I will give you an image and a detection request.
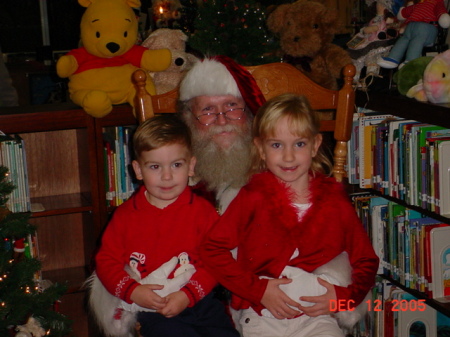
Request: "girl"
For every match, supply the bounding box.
[200,94,379,337]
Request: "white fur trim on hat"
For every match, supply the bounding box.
[179,58,242,101]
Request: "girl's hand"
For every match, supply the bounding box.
[261,278,302,319]
[157,291,189,318]
[298,278,336,317]
[130,284,167,310]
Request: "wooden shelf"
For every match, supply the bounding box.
[30,193,92,217]
[382,276,450,317]
[368,190,450,223]
[0,103,91,133]
[356,90,450,129]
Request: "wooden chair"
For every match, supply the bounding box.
[132,62,356,182]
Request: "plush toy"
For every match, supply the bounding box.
[347,0,402,83]
[393,55,433,95]
[260,252,370,332]
[378,0,450,69]
[405,50,450,103]
[266,0,352,90]
[56,0,172,118]
[15,317,46,337]
[86,256,195,337]
[141,29,198,94]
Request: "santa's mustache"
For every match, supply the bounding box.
[204,124,240,137]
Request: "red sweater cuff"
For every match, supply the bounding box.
[124,280,140,304]
[181,287,197,308]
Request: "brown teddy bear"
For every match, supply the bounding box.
[267,0,352,90]
[142,29,198,94]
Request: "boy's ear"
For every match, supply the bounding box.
[188,156,197,177]
[132,160,143,180]
[253,138,265,160]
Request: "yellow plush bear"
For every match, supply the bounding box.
[56,0,171,118]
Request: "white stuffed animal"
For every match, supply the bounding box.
[86,256,195,337]
[261,252,371,331]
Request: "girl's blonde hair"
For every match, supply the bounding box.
[250,93,333,175]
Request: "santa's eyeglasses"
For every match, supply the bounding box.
[194,108,246,125]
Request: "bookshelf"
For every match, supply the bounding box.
[0,103,138,337]
[355,90,450,319]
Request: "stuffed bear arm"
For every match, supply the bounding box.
[324,44,352,79]
[56,54,79,78]
[141,49,172,72]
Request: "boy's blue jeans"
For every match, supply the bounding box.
[388,21,438,63]
[137,292,239,337]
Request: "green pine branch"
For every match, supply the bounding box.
[0,165,72,336]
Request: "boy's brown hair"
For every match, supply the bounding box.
[133,115,192,160]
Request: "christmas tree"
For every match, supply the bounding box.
[0,166,71,337]
[188,0,280,65]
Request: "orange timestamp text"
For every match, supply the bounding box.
[330,299,427,312]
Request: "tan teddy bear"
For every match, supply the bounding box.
[142,29,198,94]
[267,0,352,90]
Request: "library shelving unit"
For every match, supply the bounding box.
[355,90,450,318]
[0,103,138,337]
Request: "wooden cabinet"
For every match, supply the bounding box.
[355,90,450,319]
[0,103,137,336]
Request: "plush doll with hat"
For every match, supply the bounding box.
[378,0,450,69]
[56,0,172,118]
[141,28,198,94]
[266,0,352,90]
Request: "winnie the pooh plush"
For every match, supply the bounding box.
[56,0,172,118]
[267,0,352,90]
[141,28,198,94]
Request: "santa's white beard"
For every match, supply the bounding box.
[190,122,252,192]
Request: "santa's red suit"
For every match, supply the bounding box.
[201,171,379,315]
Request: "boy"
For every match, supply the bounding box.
[93,115,238,337]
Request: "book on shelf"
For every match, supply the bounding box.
[349,111,450,217]
[438,141,450,218]
[352,194,450,299]
[373,278,450,336]
[0,133,31,213]
[347,113,360,185]
[356,110,395,189]
[102,126,137,207]
[430,226,450,302]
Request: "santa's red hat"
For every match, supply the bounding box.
[179,55,266,115]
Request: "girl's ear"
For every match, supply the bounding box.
[312,134,322,157]
[253,137,266,160]
[132,160,143,180]
[188,156,197,177]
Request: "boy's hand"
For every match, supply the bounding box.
[260,279,302,320]
[298,278,337,317]
[157,291,189,318]
[130,284,167,311]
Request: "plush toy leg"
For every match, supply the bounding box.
[377,57,399,69]
[71,90,113,118]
